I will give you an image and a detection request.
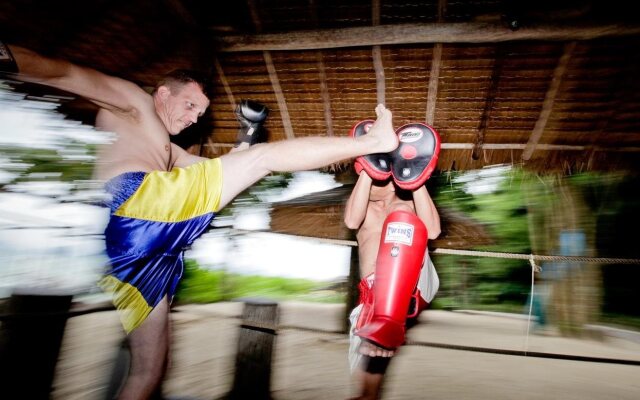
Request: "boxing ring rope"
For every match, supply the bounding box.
[233,228,640,264]
[228,228,640,365]
[4,226,639,266]
[2,229,640,371]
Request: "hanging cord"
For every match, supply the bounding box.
[233,229,640,265]
[524,254,541,355]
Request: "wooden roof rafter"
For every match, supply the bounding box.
[473,46,504,160]
[309,2,334,137]
[523,42,576,160]
[425,0,447,126]
[371,0,386,105]
[247,0,295,140]
[5,1,640,173]
[213,57,236,112]
[202,3,640,167]
[316,51,335,137]
[214,22,640,52]
[425,43,441,126]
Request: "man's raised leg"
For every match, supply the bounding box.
[218,104,397,209]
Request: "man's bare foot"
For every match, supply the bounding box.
[359,104,397,153]
[359,340,395,358]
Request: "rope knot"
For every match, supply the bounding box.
[529,254,541,273]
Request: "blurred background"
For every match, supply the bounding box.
[2,0,640,399]
[1,84,639,328]
[1,80,639,399]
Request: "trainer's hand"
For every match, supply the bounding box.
[0,40,18,74]
[234,99,269,148]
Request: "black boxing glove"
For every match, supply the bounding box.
[235,99,269,147]
[0,40,18,75]
[390,123,441,190]
[349,119,392,181]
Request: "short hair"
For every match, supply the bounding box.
[153,69,211,98]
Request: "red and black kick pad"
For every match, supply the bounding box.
[390,123,440,190]
[349,120,392,181]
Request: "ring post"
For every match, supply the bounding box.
[227,299,278,400]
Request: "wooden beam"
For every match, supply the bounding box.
[473,46,504,160]
[205,142,640,152]
[523,42,575,160]
[204,137,221,158]
[371,0,385,105]
[247,0,263,32]
[425,43,441,125]
[372,0,381,26]
[372,46,385,105]
[316,51,334,136]
[264,51,295,139]
[425,0,446,125]
[213,57,236,111]
[437,0,447,21]
[308,0,334,137]
[443,143,640,152]
[214,22,640,52]
[247,0,295,139]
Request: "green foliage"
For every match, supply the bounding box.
[175,259,227,303]
[433,168,640,330]
[432,168,533,312]
[1,141,96,193]
[432,172,477,214]
[225,274,316,299]
[175,258,341,304]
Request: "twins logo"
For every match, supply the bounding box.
[398,127,423,143]
[384,222,414,246]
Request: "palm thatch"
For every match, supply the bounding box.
[2,0,639,173]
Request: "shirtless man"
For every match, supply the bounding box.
[1,41,399,400]
[344,121,441,400]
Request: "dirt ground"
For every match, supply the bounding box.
[52,301,640,400]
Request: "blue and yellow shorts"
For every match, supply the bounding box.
[100,158,223,333]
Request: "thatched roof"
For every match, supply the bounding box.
[2,0,640,173]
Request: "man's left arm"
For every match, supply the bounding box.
[413,186,441,240]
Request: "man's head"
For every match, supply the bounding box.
[153,69,211,135]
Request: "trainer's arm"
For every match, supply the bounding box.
[413,185,441,239]
[344,172,373,229]
[8,44,148,116]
